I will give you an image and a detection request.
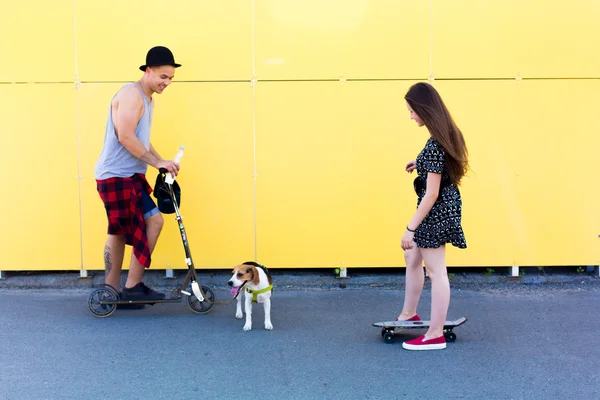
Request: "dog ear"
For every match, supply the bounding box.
[251,265,260,285]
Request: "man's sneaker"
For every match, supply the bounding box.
[396,314,421,322]
[121,282,166,301]
[402,335,446,351]
[116,292,146,310]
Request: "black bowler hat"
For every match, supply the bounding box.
[139,46,181,71]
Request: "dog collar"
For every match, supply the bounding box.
[246,285,273,302]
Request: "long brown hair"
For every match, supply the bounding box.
[405,82,469,185]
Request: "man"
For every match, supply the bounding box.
[94,46,181,301]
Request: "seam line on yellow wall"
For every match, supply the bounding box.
[73,0,85,271]
[0,82,79,84]
[244,77,600,83]
[72,0,80,81]
[79,80,252,84]
[432,77,600,81]
[252,0,258,262]
[2,77,599,85]
[429,0,433,79]
[257,78,422,82]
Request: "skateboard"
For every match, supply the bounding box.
[372,316,467,344]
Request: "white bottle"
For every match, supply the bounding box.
[165,146,184,184]
[173,146,185,164]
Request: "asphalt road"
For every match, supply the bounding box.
[1,285,598,400]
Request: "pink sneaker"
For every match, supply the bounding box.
[396,314,421,322]
[402,335,446,350]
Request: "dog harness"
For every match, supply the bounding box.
[246,285,273,303]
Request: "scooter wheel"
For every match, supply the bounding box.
[88,288,117,318]
[187,285,215,314]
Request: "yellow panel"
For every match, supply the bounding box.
[0,84,79,270]
[78,82,254,270]
[432,0,600,78]
[0,1,73,82]
[256,79,600,268]
[421,81,524,267]
[75,1,252,82]
[256,80,424,268]
[255,0,429,80]
[433,80,600,267]
[508,81,599,266]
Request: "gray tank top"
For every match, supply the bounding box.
[94,83,154,180]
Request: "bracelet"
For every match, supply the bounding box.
[406,226,416,233]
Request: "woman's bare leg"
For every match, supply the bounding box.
[398,246,425,320]
[420,246,450,338]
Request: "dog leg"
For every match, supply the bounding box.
[235,293,243,319]
[243,292,252,331]
[263,297,273,330]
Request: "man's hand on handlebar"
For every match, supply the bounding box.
[157,160,180,177]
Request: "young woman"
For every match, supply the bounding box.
[398,82,469,351]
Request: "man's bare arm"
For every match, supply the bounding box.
[113,87,179,177]
[114,87,161,167]
[149,144,164,163]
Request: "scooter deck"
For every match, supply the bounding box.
[102,297,183,305]
[372,316,467,330]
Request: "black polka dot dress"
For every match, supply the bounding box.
[412,137,467,249]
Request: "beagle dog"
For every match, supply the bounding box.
[228,261,273,331]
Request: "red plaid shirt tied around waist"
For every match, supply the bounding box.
[96,174,153,268]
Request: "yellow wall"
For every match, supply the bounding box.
[1,1,598,271]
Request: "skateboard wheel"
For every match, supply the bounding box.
[381,328,394,337]
[444,332,457,342]
[383,332,395,344]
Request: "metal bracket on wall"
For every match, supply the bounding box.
[336,262,348,278]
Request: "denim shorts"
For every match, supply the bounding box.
[142,190,159,219]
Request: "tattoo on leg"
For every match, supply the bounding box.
[104,245,112,275]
